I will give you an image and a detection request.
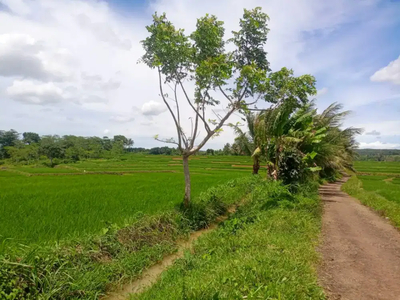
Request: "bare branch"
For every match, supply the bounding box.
[155,137,179,145]
[218,86,233,104]
[243,94,261,106]
[174,82,181,126]
[179,80,211,133]
[158,69,182,150]
[189,106,237,155]
[212,109,222,121]
[190,103,201,149]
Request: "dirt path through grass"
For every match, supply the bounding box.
[104,210,234,300]
[319,179,400,300]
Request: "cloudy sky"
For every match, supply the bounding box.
[0,0,399,149]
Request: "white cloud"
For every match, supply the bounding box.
[359,141,400,149]
[317,87,328,97]
[76,13,132,50]
[141,101,167,116]
[352,120,400,137]
[80,95,107,103]
[103,129,110,134]
[6,80,64,104]
[0,0,30,15]
[365,130,380,136]
[0,0,399,149]
[371,55,400,85]
[110,115,135,123]
[0,33,72,81]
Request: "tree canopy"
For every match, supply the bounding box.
[141,7,317,205]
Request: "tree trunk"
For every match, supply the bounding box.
[182,155,191,207]
[50,157,53,166]
[252,157,260,175]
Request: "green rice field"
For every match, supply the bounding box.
[354,161,400,174]
[0,155,257,247]
[352,161,400,205]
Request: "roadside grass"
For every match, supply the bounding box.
[0,177,260,299]
[342,176,400,228]
[0,172,247,247]
[133,180,325,300]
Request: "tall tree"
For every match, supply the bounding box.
[22,132,41,145]
[39,135,64,166]
[141,8,316,206]
[222,143,231,155]
[0,129,19,158]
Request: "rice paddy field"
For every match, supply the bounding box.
[352,161,400,204]
[354,161,400,175]
[0,155,258,248]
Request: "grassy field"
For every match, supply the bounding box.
[354,161,400,174]
[0,155,256,247]
[343,161,400,229]
[1,170,325,299]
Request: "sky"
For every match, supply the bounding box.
[0,0,399,149]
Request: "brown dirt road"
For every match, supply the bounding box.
[319,179,400,300]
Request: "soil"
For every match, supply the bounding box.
[319,179,400,300]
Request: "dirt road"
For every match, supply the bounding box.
[319,179,400,300]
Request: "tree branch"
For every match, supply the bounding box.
[189,106,237,155]
[190,104,200,148]
[155,137,179,146]
[218,86,233,104]
[179,80,211,133]
[158,69,182,151]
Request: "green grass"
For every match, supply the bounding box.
[357,175,400,205]
[0,155,258,248]
[342,176,400,228]
[0,171,247,247]
[343,160,400,229]
[354,161,400,174]
[133,180,324,300]
[0,177,261,299]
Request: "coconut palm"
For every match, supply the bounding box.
[232,112,266,174]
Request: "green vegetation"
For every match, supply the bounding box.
[133,180,324,300]
[342,176,400,228]
[0,155,253,247]
[354,161,400,174]
[355,149,400,162]
[141,7,317,205]
[343,161,400,230]
[233,101,360,183]
[0,6,363,300]
[0,177,260,299]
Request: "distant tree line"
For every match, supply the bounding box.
[0,129,239,166]
[0,129,134,166]
[355,149,400,162]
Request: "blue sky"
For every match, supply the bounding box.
[0,0,399,149]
